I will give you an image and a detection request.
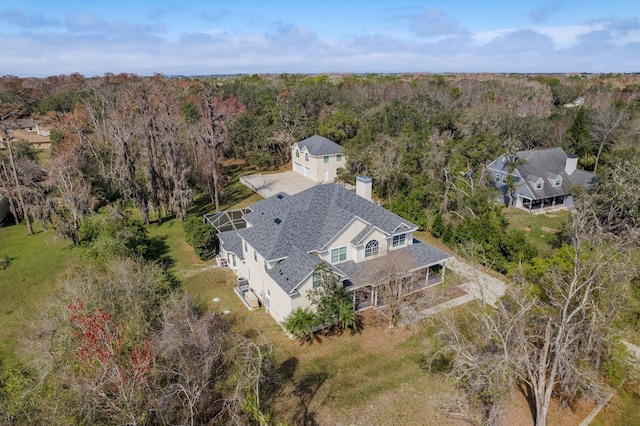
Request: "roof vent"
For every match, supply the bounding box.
[277,194,284,199]
[274,218,282,225]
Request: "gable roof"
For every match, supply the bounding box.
[490,148,595,201]
[239,184,417,261]
[293,135,343,156]
[220,183,420,294]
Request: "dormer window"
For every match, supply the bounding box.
[392,234,406,248]
[536,181,543,190]
[495,174,501,182]
[554,178,562,187]
[365,240,379,257]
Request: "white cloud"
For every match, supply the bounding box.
[0,10,638,76]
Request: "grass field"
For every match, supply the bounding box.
[504,208,569,257]
[0,223,84,363]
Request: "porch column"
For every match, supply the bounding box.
[528,199,532,213]
[426,266,430,286]
[373,287,378,307]
[552,197,556,206]
[352,291,356,309]
[441,264,446,281]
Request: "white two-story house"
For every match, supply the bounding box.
[212,178,452,324]
[291,135,346,183]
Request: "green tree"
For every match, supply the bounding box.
[79,206,152,261]
[183,216,217,261]
[308,263,359,331]
[563,107,594,167]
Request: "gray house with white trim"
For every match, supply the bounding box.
[212,182,452,323]
[487,147,596,212]
[291,135,346,183]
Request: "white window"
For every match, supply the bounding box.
[392,234,406,248]
[365,240,379,258]
[331,246,347,263]
[554,179,561,187]
[312,272,322,288]
[305,153,309,161]
[263,260,268,271]
[502,176,507,184]
[495,174,501,182]
[253,250,257,262]
[337,154,342,162]
[295,149,299,158]
[536,181,543,190]
[324,155,329,163]
[244,241,247,252]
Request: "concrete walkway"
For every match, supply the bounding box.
[448,258,507,308]
[401,257,508,323]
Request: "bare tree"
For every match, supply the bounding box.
[590,100,627,174]
[189,86,245,212]
[354,250,422,327]
[427,206,636,426]
[0,115,33,233]
[153,295,227,425]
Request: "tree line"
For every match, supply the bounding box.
[1,71,640,425]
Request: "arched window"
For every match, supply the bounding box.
[365,240,379,258]
[295,149,300,158]
[305,153,309,161]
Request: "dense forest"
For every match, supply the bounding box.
[1,72,640,424]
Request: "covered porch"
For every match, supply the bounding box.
[347,264,446,311]
[517,194,568,213]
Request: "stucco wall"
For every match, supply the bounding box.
[291,145,345,183]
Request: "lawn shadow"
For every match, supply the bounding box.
[290,370,329,426]
[147,234,174,269]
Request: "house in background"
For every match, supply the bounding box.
[487,147,596,212]
[210,179,452,324]
[1,118,51,149]
[291,135,346,183]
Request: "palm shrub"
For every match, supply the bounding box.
[282,308,316,341]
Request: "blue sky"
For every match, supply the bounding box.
[1,1,639,77]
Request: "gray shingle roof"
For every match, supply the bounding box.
[217,230,245,261]
[267,247,322,293]
[489,148,595,201]
[294,135,343,156]
[238,184,417,262]
[227,183,421,293]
